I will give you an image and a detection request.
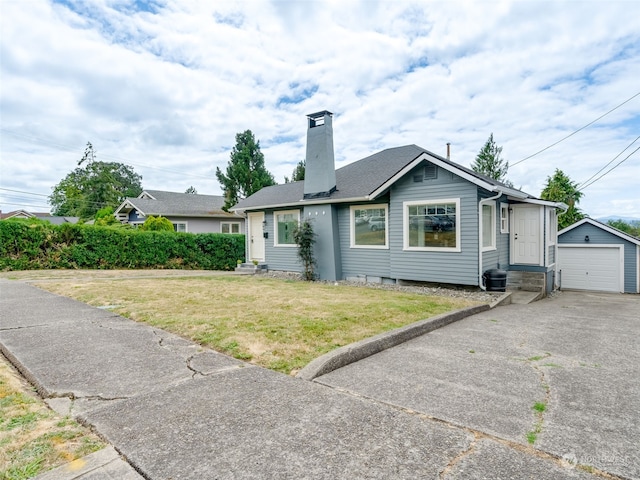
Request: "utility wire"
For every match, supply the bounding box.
[511,91,640,166]
[0,188,50,197]
[578,145,640,191]
[577,136,640,189]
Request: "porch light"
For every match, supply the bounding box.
[263,219,267,227]
[585,235,590,242]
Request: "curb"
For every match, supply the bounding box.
[296,303,491,381]
[32,446,143,480]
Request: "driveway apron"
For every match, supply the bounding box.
[316,291,640,480]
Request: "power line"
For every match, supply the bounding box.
[0,187,50,197]
[577,136,640,189]
[511,90,640,167]
[0,202,52,210]
[578,145,640,191]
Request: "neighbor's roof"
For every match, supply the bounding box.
[116,190,242,218]
[232,144,549,211]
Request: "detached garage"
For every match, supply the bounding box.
[557,218,640,294]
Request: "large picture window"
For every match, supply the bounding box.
[350,205,388,248]
[275,210,299,246]
[482,203,496,250]
[404,199,460,251]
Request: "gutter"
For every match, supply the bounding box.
[479,189,504,291]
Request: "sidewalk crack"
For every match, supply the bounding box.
[439,432,480,479]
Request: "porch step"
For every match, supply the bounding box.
[507,271,545,293]
[235,263,268,274]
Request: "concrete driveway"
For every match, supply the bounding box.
[315,291,639,479]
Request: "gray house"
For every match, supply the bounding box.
[232,111,565,293]
[115,190,245,234]
[557,218,640,293]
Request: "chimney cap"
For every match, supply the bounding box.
[307,110,333,119]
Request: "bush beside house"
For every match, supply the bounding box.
[0,220,244,271]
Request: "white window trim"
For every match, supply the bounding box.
[482,203,496,252]
[500,203,509,234]
[349,204,389,249]
[173,222,188,233]
[274,209,300,247]
[221,222,241,234]
[403,198,461,252]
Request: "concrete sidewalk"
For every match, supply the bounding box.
[1,279,616,479]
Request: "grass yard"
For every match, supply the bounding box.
[25,272,482,374]
[0,356,105,480]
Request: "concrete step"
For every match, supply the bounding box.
[235,263,268,274]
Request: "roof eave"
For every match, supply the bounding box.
[231,195,372,212]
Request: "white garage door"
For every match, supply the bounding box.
[558,246,622,293]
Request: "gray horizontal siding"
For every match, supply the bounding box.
[388,166,480,286]
[559,223,637,293]
[338,204,391,279]
[264,210,302,273]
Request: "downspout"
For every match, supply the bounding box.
[554,202,569,291]
[479,190,503,290]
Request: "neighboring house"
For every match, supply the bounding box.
[114,190,245,234]
[557,218,640,293]
[232,111,566,293]
[0,210,80,224]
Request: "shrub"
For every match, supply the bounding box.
[139,215,174,232]
[0,220,244,271]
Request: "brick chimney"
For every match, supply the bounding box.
[303,111,336,199]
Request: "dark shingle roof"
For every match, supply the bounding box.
[123,190,241,218]
[233,145,531,211]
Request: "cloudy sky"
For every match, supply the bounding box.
[1,0,639,219]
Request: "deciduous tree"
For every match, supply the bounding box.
[49,143,142,220]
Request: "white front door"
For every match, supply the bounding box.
[248,212,265,262]
[511,206,542,265]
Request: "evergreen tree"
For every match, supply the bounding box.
[284,160,305,183]
[471,134,512,186]
[216,130,276,211]
[540,169,586,229]
[185,186,198,194]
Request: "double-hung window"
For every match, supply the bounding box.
[350,205,388,248]
[275,210,299,246]
[404,199,460,251]
[500,203,509,234]
[221,222,241,234]
[482,203,496,251]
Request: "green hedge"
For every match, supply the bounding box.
[0,220,245,271]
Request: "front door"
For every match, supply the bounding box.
[248,212,265,262]
[511,206,541,265]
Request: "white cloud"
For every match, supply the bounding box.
[1,0,639,219]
